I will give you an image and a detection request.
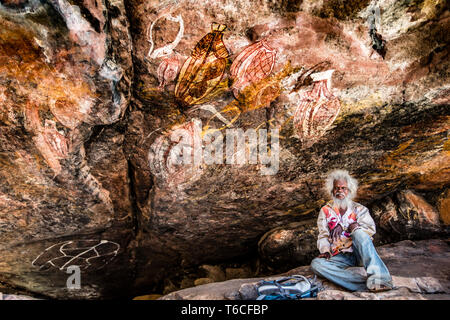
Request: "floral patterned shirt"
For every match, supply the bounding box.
[316,200,376,256]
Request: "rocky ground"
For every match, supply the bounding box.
[158,238,450,300]
[2,237,449,300]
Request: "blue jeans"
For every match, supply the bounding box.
[310,229,393,291]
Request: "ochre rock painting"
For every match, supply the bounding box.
[148,119,205,190]
[24,102,71,176]
[1,0,449,300]
[157,56,180,90]
[175,23,229,106]
[204,63,293,134]
[230,39,277,98]
[147,13,184,60]
[293,70,341,146]
[42,120,70,159]
[32,240,120,271]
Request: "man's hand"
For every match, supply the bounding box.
[330,224,343,243]
[318,252,331,260]
[347,222,360,233]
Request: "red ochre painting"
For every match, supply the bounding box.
[149,20,342,156]
[174,23,230,106]
[157,56,180,90]
[230,39,276,98]
[203,62,293,135]
[148,119,205,189]
[293,70,341,146]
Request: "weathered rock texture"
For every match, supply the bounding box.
[258,189,447,272]
[258,220,319,272]
[0,0,448,298]
[0,0,135,298]
[160,239,450,300]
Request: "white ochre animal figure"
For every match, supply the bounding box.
[147,14,184,60]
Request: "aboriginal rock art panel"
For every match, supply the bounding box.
[24,102,71,176]
[142,15,344,167]
[203,62,293,134]
[230,39,277,98]
[148,118,206,189]
[293,69,341,147]
[32,240,120,272]
[175,23,229,106]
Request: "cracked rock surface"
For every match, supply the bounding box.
[0,0,448,298]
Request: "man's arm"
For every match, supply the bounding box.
[317,208,331,254]
[350,205,376,237]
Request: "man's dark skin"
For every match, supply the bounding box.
[318,179,359,260]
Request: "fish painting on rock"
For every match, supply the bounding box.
[230,39,276,98]
[293,69,341,147]
[174,23,229,106]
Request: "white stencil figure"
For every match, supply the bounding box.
[147,13,184,59]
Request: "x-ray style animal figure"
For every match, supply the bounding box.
[293,69,341,147]
[175,23,230,106]
[230,39,277,98]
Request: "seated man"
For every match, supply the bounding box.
[310,169,393,292]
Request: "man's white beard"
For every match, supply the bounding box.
[333,195,353,210]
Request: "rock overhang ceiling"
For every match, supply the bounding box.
[0,0,448,298]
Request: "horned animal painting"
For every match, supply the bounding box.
[293,70,341,147]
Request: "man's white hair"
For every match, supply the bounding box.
[325,169,358,200]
